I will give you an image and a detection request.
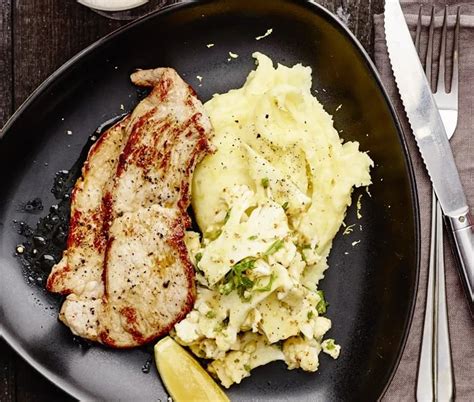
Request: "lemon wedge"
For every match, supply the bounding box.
[154,336,230,402]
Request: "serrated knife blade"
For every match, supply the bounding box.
[385,0,465,216]
[384,0,473,310]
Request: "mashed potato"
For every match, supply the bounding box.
[172,52,373,388]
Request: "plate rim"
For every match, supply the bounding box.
[0,0,421,399]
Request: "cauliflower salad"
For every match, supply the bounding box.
[172,53,373,388]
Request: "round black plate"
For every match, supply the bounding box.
[0,0,420,400]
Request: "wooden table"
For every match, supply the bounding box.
[0,0,382,400]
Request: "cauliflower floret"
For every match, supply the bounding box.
[173,311,201,344]
[287,251,306,282]
[215,326,238,352]
[208,350,252,388]
[314,316,332,340]
[258,293,300,342]
[189,338,225,360]
[241,308,262,332]
[173,288,227,346]
[270,240,297,267]
[321,338,341,359]
[259,284,322,343]
[208,333,285,388]
[283,336,321,371]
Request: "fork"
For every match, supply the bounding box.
[415,6,459,402]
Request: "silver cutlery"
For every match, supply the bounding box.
[384,1,473,313]
[413,6,458,401]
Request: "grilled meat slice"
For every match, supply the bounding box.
[112,68,211,226]
[47,68,212,346]
[46,118,130,340]
[47,117,130,296]
[98,205,195,347]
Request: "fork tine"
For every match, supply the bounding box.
[436,6,448,93]
[426,6,435,87]
[415,6,423,53]
[450,7,460,95]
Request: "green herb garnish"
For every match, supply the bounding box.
[282,201,289,211]
[206,229,222,241]
[219,258,256,300]
[206,311,216,319]
[195,252,203,264]
[248,235,258,240]
[263,239,284,259]
[244,364,251,372]
[261,177,269,188]
[324,339,336,351]
[307,310,314,320]
[219,281,235,296]
[254,273,276,292]
[316,290,329,314]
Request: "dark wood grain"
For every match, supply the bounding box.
[12,0,126,107]
[1,0,383,400]
[318,0,382,56]
[0,0,12,126]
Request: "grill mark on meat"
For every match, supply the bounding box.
[102,234,113,297]
[116,109,156,177]
[157,77,173,101]
[67,210,84,247]
[119,307,144,344]
[130,120,172,173]
[99,330,116,347]
[102,192,114,235]
[91,209,106,252]
[47,267,73,295]
[187,84,197,98]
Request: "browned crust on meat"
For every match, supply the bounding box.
[46,270,72,295]
[177,113,212,226]
[168,218,197,317]
[116,109,157,177]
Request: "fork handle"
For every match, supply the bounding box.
[447,211,474,316]
[416,192,438,402]
[435,200,454,402]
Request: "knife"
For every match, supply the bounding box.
[384,0,474,313]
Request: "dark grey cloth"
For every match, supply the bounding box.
[374,3,474,401]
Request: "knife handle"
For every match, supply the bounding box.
[447,211,474,316]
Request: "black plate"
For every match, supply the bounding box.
[0,0,420,400]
